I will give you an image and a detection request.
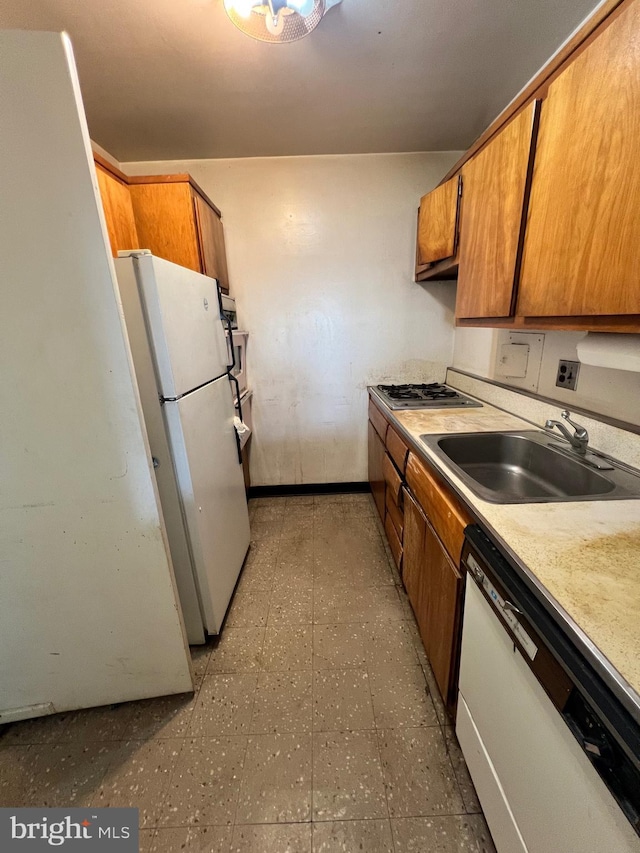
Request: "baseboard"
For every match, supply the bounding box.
[247,482,370,499]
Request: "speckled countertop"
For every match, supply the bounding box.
[370,386,640,721]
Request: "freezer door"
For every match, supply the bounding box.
[121,254,229,398]
[164,376,250,633]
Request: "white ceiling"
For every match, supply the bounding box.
[1,0,601,161]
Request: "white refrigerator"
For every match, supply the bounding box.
[115,253,251,644]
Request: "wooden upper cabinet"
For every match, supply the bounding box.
[192,190,230,293]
[416,175,462,270]
[455,101,539,320]
[94,159,139,258]
[127,175,231,293]
[517,1,640,319]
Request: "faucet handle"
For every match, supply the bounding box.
[561,410,588,439]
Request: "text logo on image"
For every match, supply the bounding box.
[0,808,138,850]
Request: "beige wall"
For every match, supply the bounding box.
[124,152,461,485]
[453,327,640,426]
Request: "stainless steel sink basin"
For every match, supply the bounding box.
[420,431,640,503]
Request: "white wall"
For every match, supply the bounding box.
[453,327,640,426]
[124,153,461,485]
[0,31,192,721]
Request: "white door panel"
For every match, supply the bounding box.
[125,255,229,398]
[164,376,250,633]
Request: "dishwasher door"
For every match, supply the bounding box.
[457,574,640,853]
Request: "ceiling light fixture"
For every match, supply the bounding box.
[224,0,343,44]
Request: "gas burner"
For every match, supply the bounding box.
[374,383,483,410]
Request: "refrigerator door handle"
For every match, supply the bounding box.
[221,313,236,373]
[216,281,236,373]
[228,373,244,465]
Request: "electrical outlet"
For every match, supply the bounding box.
[556,359,580,390]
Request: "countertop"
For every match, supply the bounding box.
[369,386,640,723]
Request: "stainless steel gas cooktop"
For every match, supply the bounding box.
[373,383,483,410]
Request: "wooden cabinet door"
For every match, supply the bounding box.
[402,490,429,641]
[95,163,139,257]
[456,101,539,320]
[417,175,462,266]
[423,518,463,709]
[129,182,201,273]
[192,191,230,293]
[517,2,640,318]
[368,421,386,523]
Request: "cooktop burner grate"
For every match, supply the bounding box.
[374,383,483,410]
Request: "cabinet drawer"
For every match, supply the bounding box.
[385,487,404,540]
[382,452,403,506]
[368,399,389,443]
[384,513,403,570]
[406,452,471,565]
[386,425,410,475]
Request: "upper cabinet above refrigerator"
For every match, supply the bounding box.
[93,159,232,294]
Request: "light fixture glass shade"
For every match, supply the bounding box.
[224,0,333,44]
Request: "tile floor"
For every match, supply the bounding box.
[0,493,496,852]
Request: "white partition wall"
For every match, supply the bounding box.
[0,30,192,720]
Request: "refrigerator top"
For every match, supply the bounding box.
[116,254,229,399]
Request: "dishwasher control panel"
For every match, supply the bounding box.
[466,554,538,661]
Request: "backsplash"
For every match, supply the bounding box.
[446,368,640,472]
[452,328,640,427]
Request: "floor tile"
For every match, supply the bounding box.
[443,726,482,814]
[92,738,182,827]
[285,495,315,507]
[125,694,196,740]
[139,829,155,852]
[391,815,496,852]
[273,541,315,590]
[191,644,215,691]
[52,703,136,743]
[420,662,449,728]
[313,669,375,732]
[313,494,346,505]
[313,586,404,624]
[159,736,247,827]
[207,628,266,674]
[226,590,271,628]
[236,732,312,824]
[367,622,420,668]
[268,587,313,626]
[151,825,232,852]
[313,624,368,670]
[281,507,315,539]
[250,672,313,734]
[249,497,287,509]
[252,503,287,522]
[378,728,465,818]
[262,626,313,671]
[0,745,39,806]
[0,714,70,746]
[188,674,258,737]
[231,822,312,852]
[312,819,394,853]
[238,542,279,592]
[312,730,387,821]
[369,666,439,728]
[30,742,115,807]
[342,494,377,517]
[250,520,283,542]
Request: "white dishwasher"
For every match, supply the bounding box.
[457,527,640,853]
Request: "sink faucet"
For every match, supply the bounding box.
[545,410,589,455]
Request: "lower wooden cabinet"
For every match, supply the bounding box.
[403,489,464,715]
[368,420,386,522]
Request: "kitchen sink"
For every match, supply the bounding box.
[419,431,640,503]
